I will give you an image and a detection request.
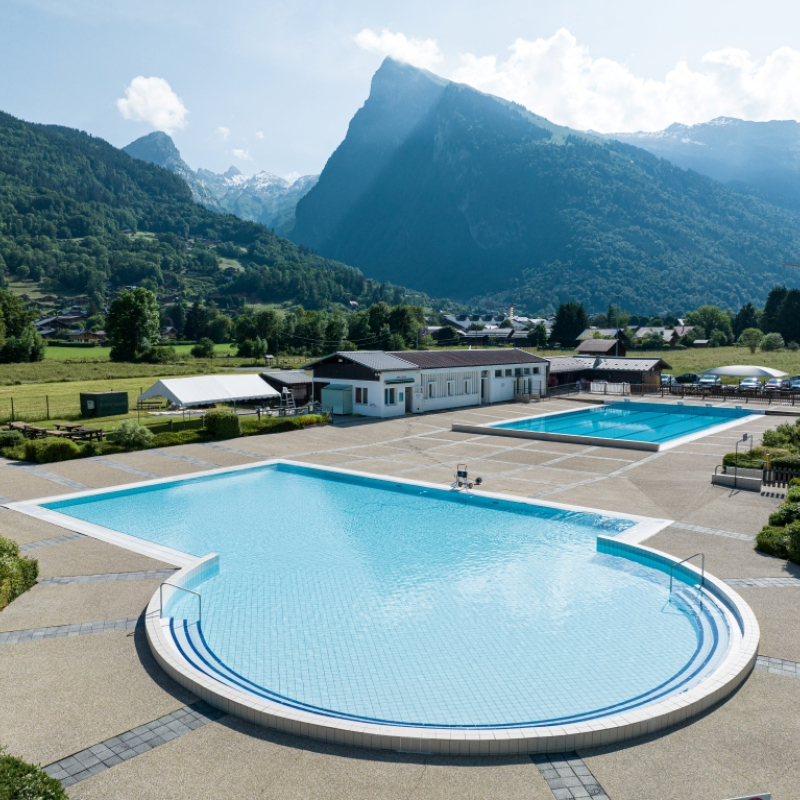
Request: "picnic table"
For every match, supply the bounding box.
[53,422,84,431]
[67,426,104,441]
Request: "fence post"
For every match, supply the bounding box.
[46,395,50,420]
[10,397,14,422]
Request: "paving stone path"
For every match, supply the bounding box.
[43,701,225,788]
[150,450,218,468]
[16,465,89,491]
[88,457,159,479]
[0,616,141,645]
[725,576,800,588]
[755,655,800,678]
[19,531,85,552]
[532,752,611,800]
[670,521,755,542]
[38,569,177,586]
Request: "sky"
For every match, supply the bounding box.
[3,0,800,179]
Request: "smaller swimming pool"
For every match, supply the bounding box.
[480,401,761,451]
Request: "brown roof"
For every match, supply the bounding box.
[389,350,547,369]
[576,339,622,354]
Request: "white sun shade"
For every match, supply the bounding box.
[138,374,280,407]
[701,365,788,378]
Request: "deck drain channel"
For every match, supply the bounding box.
[43,701,226,788]
[531,752,611,800]
[16,465,88,491]
[150,451,218,469]
[755,655,800,678]
[19,531,85,552]
[670,522,755,542]
[0,616,142,645]
[38,569,177,586]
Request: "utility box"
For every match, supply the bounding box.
[320,384,353,415]
[80,391,129,418]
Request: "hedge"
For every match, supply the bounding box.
[0,536,38,612]
[0,750,68,800]
[204,409,241,439]
[23,438,81,463]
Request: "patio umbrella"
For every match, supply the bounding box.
[701,365,787,378]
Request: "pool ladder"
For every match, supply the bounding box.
[160,582,202,623]
[669,552,705,596]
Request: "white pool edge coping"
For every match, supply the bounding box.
[6,458,760,755]
[453,400,765,452]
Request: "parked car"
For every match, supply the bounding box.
[791,380,800,392]
[764,378,791,390]
[697,375,722,388]
[738,377,763,391]
[675,373,700,384]
[660,374,678,386]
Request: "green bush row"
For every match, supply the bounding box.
[755,478,800,564]
[0,749,68,799]
[0,536,38,612]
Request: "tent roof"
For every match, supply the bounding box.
[138,374,280,407]
[702,365,787,378]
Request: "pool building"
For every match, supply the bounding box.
[305,349,550,418]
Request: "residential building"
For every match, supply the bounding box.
[575,339,627,357]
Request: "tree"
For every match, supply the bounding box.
[738,328,764,354]
[761,332,785,352]
[106,288,160,361]
[550,302,589,348]
[184,301,215,341]
[732,303,760,338]
[685,305,733,344]
[762,286,788,334]
[776,288,800,346]
[527,323,548,348]
[708,329,727,347]
[434,325,459,344]
[191,337,215,359]
[165,303,186,336]
[0,289,45,363]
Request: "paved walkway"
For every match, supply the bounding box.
[0,398,796,799]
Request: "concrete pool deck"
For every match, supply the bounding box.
[0,396,797,798]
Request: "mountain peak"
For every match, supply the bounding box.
[123,131,184,171]
[223,165,241,178]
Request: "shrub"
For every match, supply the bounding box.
[789,341,800,352]
[0,536,38,611]
[151,430,206,448]
[0,749,68,799]
[204,409,241,439]
[240,413,329,437]
[723,446,792,468]
[789,520,800,563]
[756,525,791,559]
[138,345,178,364]
[24,438,81,463]
[191,337,215,359]
[761,332,785,351]
[0,430,24,449]
[768,502,800,527]
[771,455,800,470]
[787,485,800,503]
[111,420,154,449]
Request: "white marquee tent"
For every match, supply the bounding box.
[138,374,280,408]
[702,365,787,378]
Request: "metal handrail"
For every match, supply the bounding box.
[669,552,705,594]
[160,582,202,622]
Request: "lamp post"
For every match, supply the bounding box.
[615,294,620,358]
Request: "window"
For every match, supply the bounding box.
[464,380,471,394]
[384,387,396,405]
[355,387,362,404]
[523,368,530,375]
[428,383,436,398]
[515,368,523,376]
[355,387,368,405]
[532,367,539,375]
[363,387,369,404]
[447,381,454,396]
[495,370,502,378]
[505,369,512,377]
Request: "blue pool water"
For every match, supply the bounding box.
[493,401,754,444]
[44,464,730,729]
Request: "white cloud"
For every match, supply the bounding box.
[116,76,187,133]
[255,131,264,139]
[451,29,800,132]
[232,148,251,160]
[217,126,231,140]
[354,28,443,70]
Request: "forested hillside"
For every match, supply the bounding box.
[292,59,800,315]
[0,110,408,310]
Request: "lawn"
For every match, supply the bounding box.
[636,346,800,378]
[43,343,238,361]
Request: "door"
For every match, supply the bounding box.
[405,387,413,412]
[480,377,487,404]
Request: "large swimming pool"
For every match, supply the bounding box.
[37,463,737,731]
[490,401,758,448]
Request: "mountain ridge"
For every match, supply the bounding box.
[291,58,800,313]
